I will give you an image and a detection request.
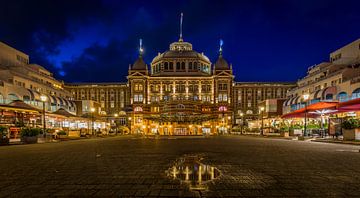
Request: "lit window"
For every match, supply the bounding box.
[134,107,143,112]
[223,94,227,101]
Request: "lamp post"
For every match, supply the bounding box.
[303,94,310,137]
[114,113,118,135]
[90,107,95,136]
[40,95,47,138]
[259,107,265,136]
[240,112,244,135]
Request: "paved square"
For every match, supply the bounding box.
[1,136,360,197]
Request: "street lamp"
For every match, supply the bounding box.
[260,106,265,136]
[40,95,47,138]
[90,107,95,136]
[240,112,244,135]
[303,94,310,137]
[114,113,118,135]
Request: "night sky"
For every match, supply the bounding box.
[1,0,359,83]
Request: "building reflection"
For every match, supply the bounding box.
[169,157,220,190]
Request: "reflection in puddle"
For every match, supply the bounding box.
[166,155,220,190]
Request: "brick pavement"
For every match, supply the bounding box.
[0,136,360,197]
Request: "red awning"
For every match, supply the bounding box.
[338,98,360,112]
[281,102,338,118]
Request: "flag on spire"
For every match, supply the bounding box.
[219,39,224,55]
[139,38,143,56]
[179,12,183,41]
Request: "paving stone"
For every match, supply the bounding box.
[0,136,360,197]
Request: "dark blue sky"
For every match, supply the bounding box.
[1,0,359,83]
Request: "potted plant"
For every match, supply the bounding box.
[57,130,68,139]
[0,126,9,145]
[279,125,290,137]
[20,128,41,144]
[290,125,303,136]
[342,118,360,141]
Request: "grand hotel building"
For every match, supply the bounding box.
[66,36,294,135]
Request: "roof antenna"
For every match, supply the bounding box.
[219,39,224,56]
[179,13,183,42]
[139,38,143,57]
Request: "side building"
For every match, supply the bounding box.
[64,82,130,125]
[0,42,75,113]
[233,82,295,125]
[284,38,360,113]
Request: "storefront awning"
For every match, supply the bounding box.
[338,98,360,112]
[281,101,338,118]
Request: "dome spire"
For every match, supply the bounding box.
[219,39,224,56]
[139,38,144,57]
[179,12,183,42]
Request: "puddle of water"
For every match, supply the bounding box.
[166,155,220,190]
[335,149,360,153]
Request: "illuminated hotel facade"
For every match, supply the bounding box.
[123,36,293,135]
[65,24,295,135]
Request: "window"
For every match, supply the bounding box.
[176,104,185,109]
[110,102,115,108]
[169,62,174,70]
[181,62,185,70]
[134,94,143,102]
[218,94,222,102]
[194,62,198,70]
[151,106,159,112]
[189,62,193,70]
[176,62,180,70]
[223,94,228,101]
[218,83,227,91]
[134,107,143,112]
[164,62,169,70]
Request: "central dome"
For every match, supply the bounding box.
[151,40,211,76]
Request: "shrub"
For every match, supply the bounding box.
[57,131,67,135]
[0,126,8,137]
[20,128,42,137]
[280,126,289,132]
[290,125,303,130]
[342,119,360,130]
[307,123,320,129]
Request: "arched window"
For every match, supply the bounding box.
[23,95,31,102]
[219,106,227,112]
[325,94,333,100]
[194,62,198,70]
[0,93,3,104]
[246,110,253,115]
[7,93,19,103]
[164,62,169,70]
[188,62,193,70]
[352,88,360,99]
[169,62,174,70]
[176,62,181,70]
[337,92,348,102]
[176,104,185,109]
[181,62,185,70]
[134,107,143,112]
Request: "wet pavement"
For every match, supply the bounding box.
[1,135,360,197]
